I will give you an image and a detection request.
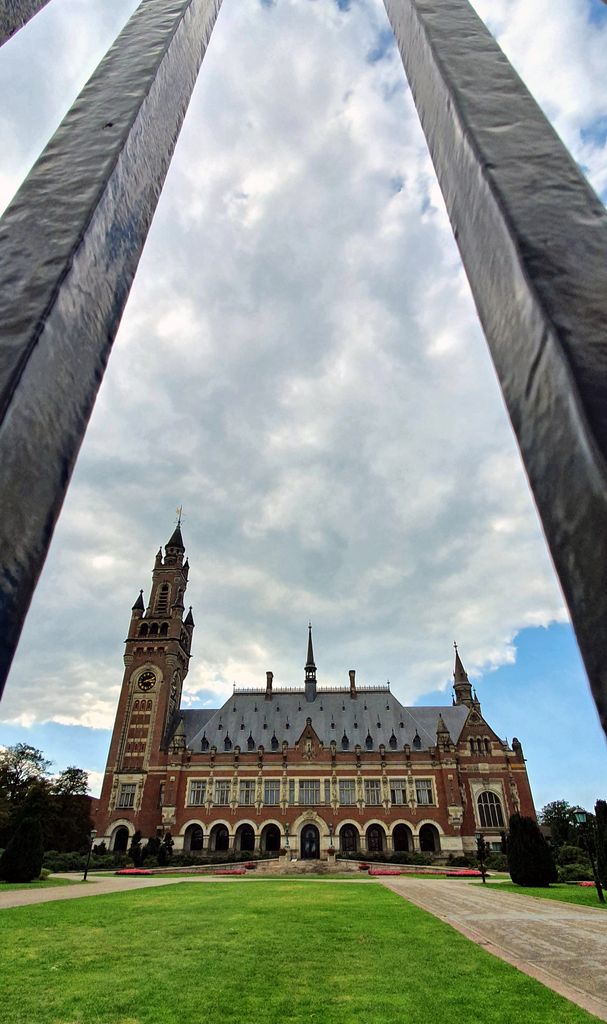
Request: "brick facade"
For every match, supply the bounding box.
[95,529,536,859]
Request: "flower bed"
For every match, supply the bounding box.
[115,868,154,876]
[368,869,403,876]
[213,869,247,876]
[577,881,596,887]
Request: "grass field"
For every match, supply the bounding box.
[483,881,606,909]
[0,881,600,1024]
[0,877,73,892]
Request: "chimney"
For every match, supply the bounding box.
[265,671,273,700]
[349,669,357,698]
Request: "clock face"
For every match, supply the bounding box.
[138,670,156,692]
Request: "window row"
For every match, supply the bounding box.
[469,737,492,755]
[186,777,435,807]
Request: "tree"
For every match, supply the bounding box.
[539,800,577,850]
[0,744,51,845]
[52,767,89,796]
[158,832,174,867]
[508,813,557,887]
[595,800,607,887]
[0,816,44,882]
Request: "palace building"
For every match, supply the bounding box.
[95,527,536,859]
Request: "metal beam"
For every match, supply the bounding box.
[0,0,223,695]
[383,0,607,736]
[0,0,52,47]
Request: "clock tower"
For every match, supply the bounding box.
[97,522,195,835]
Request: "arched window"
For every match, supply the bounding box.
[159,622,168,636]
[389,732,397,749]
[339,824,359,853]
[224,735,232,752]
[111,826,129,852]
[149,623,159,636]
[365,733,373,750]
[392,823,413,852]
[476,738,483,753]
[419,823,440,852]
[247,734,255,751]
[184,824,204,852]
[341,733,349,750]
[271,734,279,751]
[133,700,140,711]
[210,824,229,852]
[235,824,255,852]
[484,738,491,754]
[477,791,504,828]
[138,623,148,637]
[366,824,385,853]
[470,739,476,754]
[201,734,209,751]
[261,823,281,853]
[412,732,421,750]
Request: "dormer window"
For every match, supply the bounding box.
[224,735,232,751]
[201,734,209,752]
[413,732,422,750]
[389,732,397,749]
[271,734,279,751]
[365,733,373,750]
[341,733,350,750]
[247,734,255,751]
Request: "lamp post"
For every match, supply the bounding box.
[284,822,290,857]
[83,828,97,882]
[573,808,605,903]
[475,832,488,884]
[328,822,334,856]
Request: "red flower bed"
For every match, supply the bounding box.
[368,869,403,876]
[213,869,247,876]
[115,868,154,876]
[446,869,482,877]
[578,881,596,887]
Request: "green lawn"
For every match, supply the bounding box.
[0,881,600,1024]
[0,877,73,892]
[483,881,606,909]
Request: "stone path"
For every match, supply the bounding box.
[380,876,607,1022]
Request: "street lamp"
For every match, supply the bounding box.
[572,808,604,903]
[83,828,97,882]
[284,822,290,852]
[475,832,488,884]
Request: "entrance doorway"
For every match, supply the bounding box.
[300,824,320,859]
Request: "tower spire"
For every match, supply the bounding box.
[304,623,317,702]
[453,642,474,707]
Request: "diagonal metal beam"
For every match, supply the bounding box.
[0,0,223,695]
[0,0,52,47]
[383,0,607,737]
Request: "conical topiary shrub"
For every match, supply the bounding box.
[507,813,557,887]
[0,817,44,882]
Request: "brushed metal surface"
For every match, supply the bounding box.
[0,0,223,693]
[383,0,607,735]
[0,0,52,47]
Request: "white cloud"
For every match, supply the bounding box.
[1,0,603,735]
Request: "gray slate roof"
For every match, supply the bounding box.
[177,688,469,753]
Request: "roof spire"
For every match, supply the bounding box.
[304,623,317,702]
[453,641,474,707]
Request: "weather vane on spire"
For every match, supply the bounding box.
[175,505,184,526]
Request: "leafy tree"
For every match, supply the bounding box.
[508,813,557,887]
[539,800,577,850]
[0,816,44,882]
[595,800,607,887]
[52,767,89,796]
[0,745,51,845]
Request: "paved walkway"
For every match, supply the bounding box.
[380,877,607,1021]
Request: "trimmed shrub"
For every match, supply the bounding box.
[485,853,508,871]
[448,855,476,868]
[508,813,557,887]
[557,844,588,867]
[0,817,44,882]
[558,862,594,883]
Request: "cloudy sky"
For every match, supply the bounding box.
[1,0,606,810]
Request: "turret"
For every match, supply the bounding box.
[453,643,474,707]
